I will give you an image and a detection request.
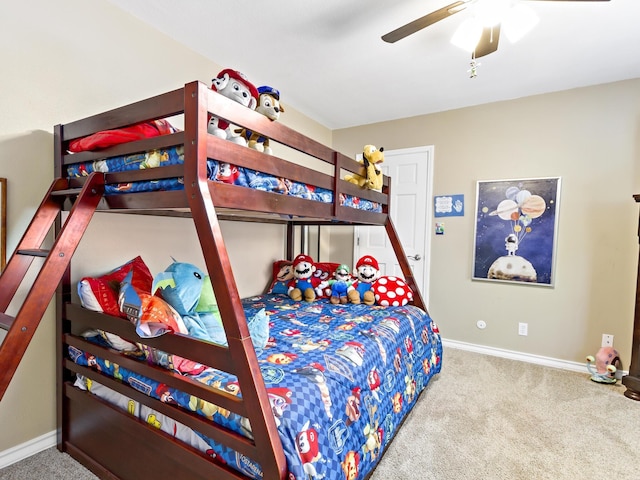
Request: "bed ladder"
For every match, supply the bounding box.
[0,172,104,402]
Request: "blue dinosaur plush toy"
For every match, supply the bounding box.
[153,260,269,349]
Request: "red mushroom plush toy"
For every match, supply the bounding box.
[372,276,414,306]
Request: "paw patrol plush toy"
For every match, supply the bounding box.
[208,69,259,146]
[288,254,320,303]
[242,85,284,155]
[586,346,621,384]
[351,255,381,305]
[345,145,385,192]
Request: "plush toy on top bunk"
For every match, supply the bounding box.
[208,68,259,146]
[288,254,322,303]
[345,145,385,192]
[238,85,284,155]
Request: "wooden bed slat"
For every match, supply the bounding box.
[65,335,247,418]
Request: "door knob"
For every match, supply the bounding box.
[408,254,421,261]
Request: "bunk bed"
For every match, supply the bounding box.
[50,80,442,480]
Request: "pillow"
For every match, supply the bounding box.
[77,256,153,318]
[373,276,414,306]
[118,270,188,338]
[68,119,176,153]
[267,260,294,294]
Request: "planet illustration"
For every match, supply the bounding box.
[520,195,546,218]
[487,255,537,282]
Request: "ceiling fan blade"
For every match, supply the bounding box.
[382,1,470,43]
[474,25,500,58]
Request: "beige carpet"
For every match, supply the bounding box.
[2,347,639,479]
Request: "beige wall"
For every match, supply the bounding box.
[0,0,329,453]
[1,0,639,459]
[334,79,640,367]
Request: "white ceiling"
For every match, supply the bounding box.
[105,0,640,130]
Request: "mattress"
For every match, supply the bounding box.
[70,293,442,479]
[66,146,382,212]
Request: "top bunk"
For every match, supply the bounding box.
[54,80,390,226]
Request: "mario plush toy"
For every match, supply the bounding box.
[351,255,381,305]
[288,254,320,303]
[208,69,259,146]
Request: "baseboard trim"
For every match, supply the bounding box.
[0,430,56,469]
[442,338,629,377]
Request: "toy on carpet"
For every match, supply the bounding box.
[345,145,385,192]
[586,346,622,384]
[288,254,321,303]
[153,260,268,349]
[351,255,381,305]
[208,68,259,146]
[238,85,284,155]
[323,263,357,305]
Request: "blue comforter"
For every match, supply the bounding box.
[70,294,442,479]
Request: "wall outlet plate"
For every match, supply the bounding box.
[518,322,528,336]
[602,334,614,347]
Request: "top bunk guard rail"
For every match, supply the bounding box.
[56,81,389,226]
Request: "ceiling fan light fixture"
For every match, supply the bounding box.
[503,4,539,43]
[451,17,483,52]
[475,0,511,27]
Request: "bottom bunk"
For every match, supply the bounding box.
[60,290,442,480]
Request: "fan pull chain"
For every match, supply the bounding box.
[468,51,480,79]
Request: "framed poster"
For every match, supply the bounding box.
[0,178,5,271]
[472,177,561,287]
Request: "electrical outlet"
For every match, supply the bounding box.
[518,323,528,336]
[602,334,614,347]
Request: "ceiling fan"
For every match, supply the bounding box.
[382,0,610,58]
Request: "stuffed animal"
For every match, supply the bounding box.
[153,260,268,348]
[586,346,621,384]
[351,255,381,305]
[345,145,385,192]
[323,263,357,305]
[208,68,259,146]
[239,85,284,155]
[288,254,321,303]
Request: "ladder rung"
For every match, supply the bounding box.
[51,188,82,197]
[16,249,50,257]
[0,313,14,331]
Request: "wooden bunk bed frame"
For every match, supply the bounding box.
[42,81,426,480]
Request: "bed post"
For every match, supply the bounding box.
[385,217,428,313]
[182,81,287,479]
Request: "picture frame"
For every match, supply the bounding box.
[0,178,5,271]
[472,177,561,287]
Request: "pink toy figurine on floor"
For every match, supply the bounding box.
[586,346,621,384]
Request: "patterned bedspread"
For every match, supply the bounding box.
[70,294,441,479]
[66,146,382,212]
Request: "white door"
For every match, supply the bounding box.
[354,146,433,306]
